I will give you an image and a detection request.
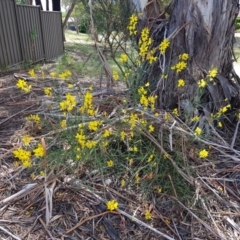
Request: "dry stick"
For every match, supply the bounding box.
[173,197,227,240]
[68,183,174,240]
[66,211,120,234]
[0,104,36,126]
[231,119,240,149]
[22,215,42,240]
[0,226,21,240]
[0,183,37,207]
[39,217,55,239]
[117,209,174,240]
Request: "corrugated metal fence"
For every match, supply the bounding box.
[0,0,64,69]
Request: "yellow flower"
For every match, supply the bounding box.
[218,122,222,128]
[178,79,185,87]
[60,120,67,128]
[106,200,119,211]
[208,68,218,78]
[16,79,32,93]
[28,69,35,77]
[159,38,170,54]
[198,79,207,88]
[60,93,76,112]
[26,114,41,128]
[135,173,140,183]
[175,61,187,73]
[172,108,179,116]
[147,154,154,162]
[107,160,114,167]
[144,210,152,220]
[85,140,97,149]
[44,87,53,96]
[194,127,202,136]
[103,129,112,138]
[120,131,126,140]
[22,135,31,146]
[13,148,31,162]
[191,116,199,122]
[50,72,57,78]
[138,86,147,96]
[121,179,126,187]
[163,153,169,159]
[33,143,44,157]
[40,171,45,176]
[129,146,138,152]
[199,149,209,158]
[112,70,119,81]
[119,53,128,63]
[68,84,74,88]
[88,120,102,131]
[148,125,154,133]
[128,14,138,35]
[179,53,189,61]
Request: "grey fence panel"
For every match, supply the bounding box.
[16,5,45,63]
[41,11,64,61]
[0,0,22,67]
[0,0,63,70]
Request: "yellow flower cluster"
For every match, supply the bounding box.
[172,108,179,116]
[59,70,72,80]
[79,91,96,116]
[50,72,57,78]
[198,79,207,88]
[197,68,218,89]
[26,114,41,128]
[144,210,152,220]
[128,14,138,35]
[159,38,170,54]
[88,120,102,131]
[194,127,202,136]
[107,160,114,167]
[138,28,157,64]
[16,79,32,93]
[60,120,67,128]
[207,68,218,79]
[59,93,76,112]
[138,85,157,111]
[33,143,44,157]
[177,79,185,87]
[75,127,97,150]
[22,135,31,146]
[171,61,187,73]
[215,104,231,118]
[103,129,112,138]
[44,87,53,96]
[171,53,188,73]
[13,148,31,167]
[106,200,119,211]
[178,53,189,61]
[112,70,119,81]
[119,53,128,63]
[199,149,209,158]
[28,69,35,77]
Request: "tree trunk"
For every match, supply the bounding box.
[62,0,78,40]
[133,0,240,112]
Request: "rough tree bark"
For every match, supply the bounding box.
[133,0,240,114]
